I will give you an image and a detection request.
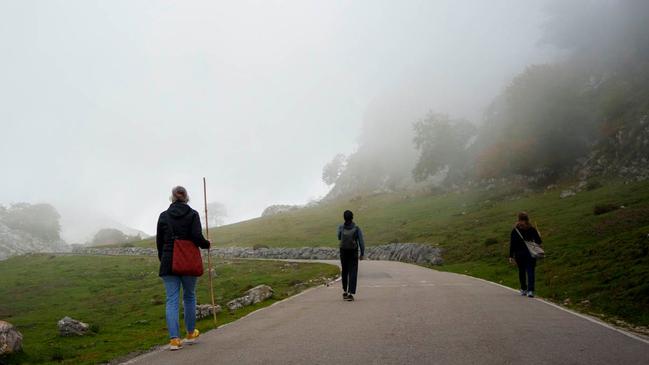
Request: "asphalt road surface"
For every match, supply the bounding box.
[126,260,649,365]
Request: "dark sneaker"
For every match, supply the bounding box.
[345,294,354,301]
[527,291,535,298]
[520,289,527,296]
[342,292,349,300]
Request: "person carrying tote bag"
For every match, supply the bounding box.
[156,186,211,350]
[508,212,543,298]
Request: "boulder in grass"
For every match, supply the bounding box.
[227,285,274,312]
[57,317,89,336]
[0,320,23,355]
[560,189,576,199]
[196,304,223,320]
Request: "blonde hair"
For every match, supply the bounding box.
[170,186,189,203]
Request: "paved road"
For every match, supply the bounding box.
[127,260,649,365]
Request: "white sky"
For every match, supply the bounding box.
[0,1,555,242]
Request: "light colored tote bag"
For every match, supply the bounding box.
[515,228,545,259]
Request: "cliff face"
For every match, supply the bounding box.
[0,221,69,260]
[578,113,649,182]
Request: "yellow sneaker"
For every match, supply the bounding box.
[184,329,200,345]
[169,338,183,351]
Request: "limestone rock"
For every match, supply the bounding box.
[196,304,223,320]
[57,316,89,336]
[227,285,274,312]
[0,320,22,355]
[560,190,576,199]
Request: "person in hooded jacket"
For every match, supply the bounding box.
[338,210,365,301]
[509,211,542,298]
[156,186,211,350]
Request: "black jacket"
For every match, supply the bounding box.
[509,224,542,259]
[156,202,210,276]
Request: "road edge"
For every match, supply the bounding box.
[449,271,649,345]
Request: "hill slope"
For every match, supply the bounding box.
[123,180,649,327]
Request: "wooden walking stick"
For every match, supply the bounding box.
[203,177,218,327]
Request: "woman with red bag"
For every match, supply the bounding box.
[156,186,211,350]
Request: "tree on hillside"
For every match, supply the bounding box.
[322,154,346,185]
[2,203,61,241]
[473,64,597,179]
[412,113,477,183]
[324,106,420,199]
[539,0,649,167]
[206,201,227,227]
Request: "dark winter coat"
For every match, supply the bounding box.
[509,223,542,260]
[156,202,210,276]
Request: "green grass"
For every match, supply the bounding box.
[0,255,339,364]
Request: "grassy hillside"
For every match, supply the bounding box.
[0,255,338,364]
[122,179,649,327]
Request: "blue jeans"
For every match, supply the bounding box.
[161,275,197,339]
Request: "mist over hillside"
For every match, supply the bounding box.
[321,0,649,199]
[0,201,152,258]
[0,0,554,231]
[0,203,68,260]
[57,205,151,244]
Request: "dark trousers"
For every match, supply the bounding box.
[515,256,536,292]
[340,249,359,294]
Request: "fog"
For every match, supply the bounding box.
[0,1,557,242]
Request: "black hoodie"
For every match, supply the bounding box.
[156,202,211,276]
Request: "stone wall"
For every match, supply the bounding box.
[72,243,443,265]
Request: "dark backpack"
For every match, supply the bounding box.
[340,226,358,250]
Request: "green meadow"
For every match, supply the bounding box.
[0,255,338,364]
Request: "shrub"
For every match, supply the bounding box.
[594,203,619,215]
[484,237,499,246]
[586,180,603,191]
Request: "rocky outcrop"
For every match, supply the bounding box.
[0,320,22,355]
[0,221,69,261]
[57,317,89,336]
[577,114,649,182]
[196,304,222,320]
[226,285,274,312]
[72,243,443,265]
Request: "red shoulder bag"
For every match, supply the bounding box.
[168,218,204,276]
